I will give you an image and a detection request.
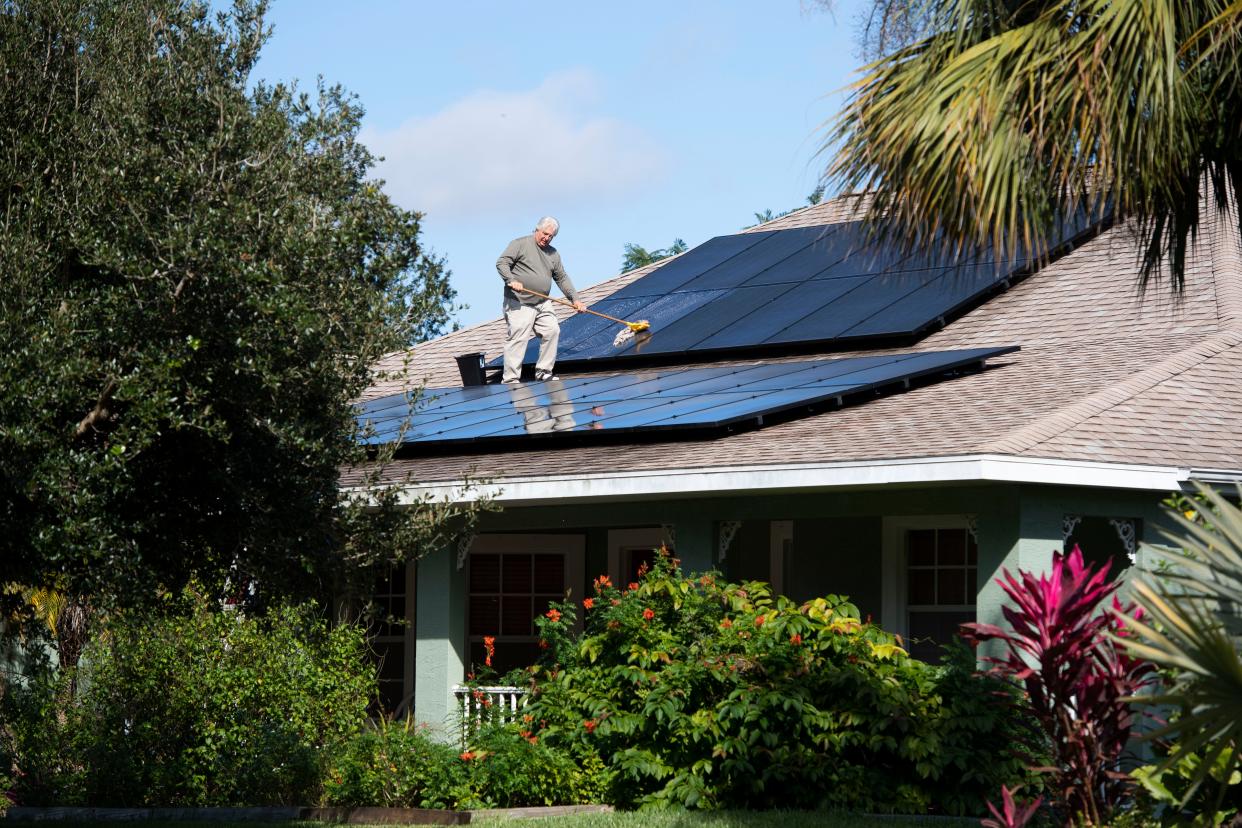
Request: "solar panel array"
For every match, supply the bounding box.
[359,347,1016,450]
[503,216,1089,369]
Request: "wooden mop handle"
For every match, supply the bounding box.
[517,286,630,326]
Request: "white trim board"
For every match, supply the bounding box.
[361,455,1239,508]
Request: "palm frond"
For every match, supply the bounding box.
[827,0,1242,288]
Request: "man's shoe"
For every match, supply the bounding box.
[535,372,559,381]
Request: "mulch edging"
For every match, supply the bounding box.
[3,805,614,824]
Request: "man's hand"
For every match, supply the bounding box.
[572,300,587,313]
[509,280,525,293]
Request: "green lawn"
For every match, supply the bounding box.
[469,812,977,827]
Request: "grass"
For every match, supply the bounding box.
[469,813,976,827]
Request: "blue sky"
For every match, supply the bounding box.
[250,0,872,329]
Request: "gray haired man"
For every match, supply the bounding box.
[496,216,586,383]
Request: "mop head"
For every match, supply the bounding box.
[613,320,650,348]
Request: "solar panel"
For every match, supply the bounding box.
[496,215,1094,370]
[360,346,1016,450]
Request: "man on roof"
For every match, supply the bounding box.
[497,216,586,383]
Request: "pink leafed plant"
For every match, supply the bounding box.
[981,785,1044,828]
[962,546,1156,826]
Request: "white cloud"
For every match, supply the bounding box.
[362,71,668,219]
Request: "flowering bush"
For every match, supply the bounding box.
[520,549,1040,813]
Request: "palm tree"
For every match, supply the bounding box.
[1120,484,1242,815]
[827,1,1242,288]
[621,239,688,273]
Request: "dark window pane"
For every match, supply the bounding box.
[938,568,968,605]
[908,530,936,566]
[966,567,977,601]
[967,532,978,565]
[534,595,560,622]
[471,555,500,592]
[470,596,500,636]
[627,548,657,583]
[908,610,975,663]
[939,529,967,565]
[501,595,533,636]
[533,554,564,593]
[503,554,532,593]
[489,641,541,675]
[908,568,936,605]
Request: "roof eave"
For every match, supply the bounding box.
[347,454,1232,508]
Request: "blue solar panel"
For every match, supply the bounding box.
[497,216,1092,370]
[360,347,1017,450]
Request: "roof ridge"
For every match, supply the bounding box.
[1209,201,1242,328]
[982,329,1242,456]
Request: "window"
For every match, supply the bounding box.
[882,516,977,663]
[466,534,583,676]
[904,527,977,662]
[369,563,412,713]
[607,527,670,586]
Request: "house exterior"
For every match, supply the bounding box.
[345,196,1242,734]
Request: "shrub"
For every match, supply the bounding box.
[519,551,1040,813]
[458,723,612,808]
[325,717,609,810]
[68,590,373,806]
[324,716,466,808]
[963,546,1156,825]
[0,668,85,806]
[1123,485,1242,821]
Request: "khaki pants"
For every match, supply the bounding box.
[503,298,559,383]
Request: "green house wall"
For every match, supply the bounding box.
[410,480,1178,735]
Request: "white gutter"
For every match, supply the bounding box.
[357,454,1238,508]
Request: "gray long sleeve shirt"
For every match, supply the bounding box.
[496,234,580,306]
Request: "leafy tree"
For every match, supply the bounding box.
[620,239,687,273]
[827,0,1242,288]
[0,0,477,622]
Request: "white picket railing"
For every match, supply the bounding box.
[451,684,527,742]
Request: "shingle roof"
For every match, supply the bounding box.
[346,197,1242,489]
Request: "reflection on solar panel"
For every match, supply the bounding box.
[360,347,1016,450]
[504,215,1091,369]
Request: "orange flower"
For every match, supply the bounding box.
[637,561,650,576]
[790,633,802,645]
[700,575,714,586]
[546,608,562,622]
[583,719,598,733]
[483,635,495,667]
[628,582,640,592]
[611,599,621,606]
[755,614,766,627]
[539,639,549,649]
[583,597,594,610]
[593,574,613,592]
[460,751,476,761]
[642,607,655,620]
[720,618,733,629]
